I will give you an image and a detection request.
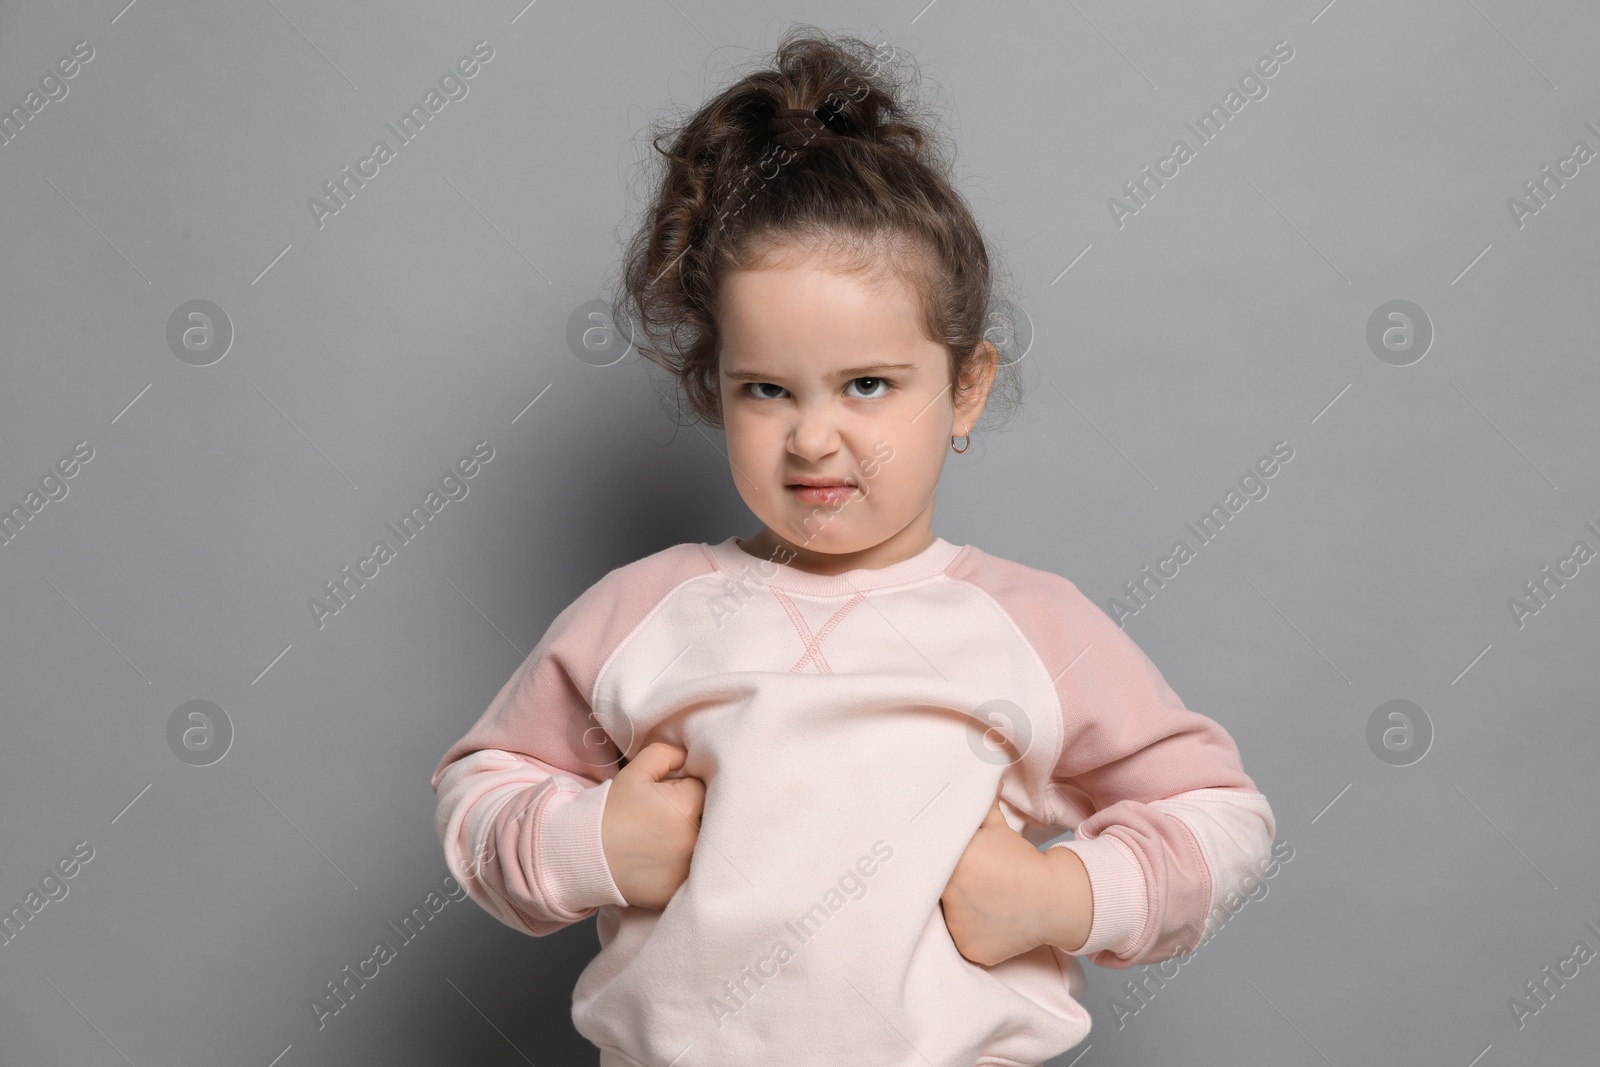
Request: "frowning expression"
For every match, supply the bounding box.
[716,247,993,567]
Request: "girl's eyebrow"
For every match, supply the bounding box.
[723,362,918,382]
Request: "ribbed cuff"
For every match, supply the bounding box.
[536,778,629,913]
[1050,834,1147,957]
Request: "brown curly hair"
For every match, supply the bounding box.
[614,24,1022,432]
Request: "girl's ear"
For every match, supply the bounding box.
[954,340,999,431]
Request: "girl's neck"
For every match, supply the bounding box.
[736,518,938,577]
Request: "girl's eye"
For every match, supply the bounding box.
[846,376,892,398]
[741,377,894,400]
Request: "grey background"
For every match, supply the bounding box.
[1,0,1596,1064]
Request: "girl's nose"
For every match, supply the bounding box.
[788,405,844,460]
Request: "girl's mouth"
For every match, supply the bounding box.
[787,484,859,505]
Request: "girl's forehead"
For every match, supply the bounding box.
[720,273,925,346]
[715,243,938,360]
[720,260,921,322]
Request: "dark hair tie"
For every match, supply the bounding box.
[769,107,840,150]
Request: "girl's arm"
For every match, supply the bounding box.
[954,552,1278,970]
[435,547,716,940]
[1037,580,1276,970]
[431,544,720,936]
[433,746,627,937]
[430,578,637,937]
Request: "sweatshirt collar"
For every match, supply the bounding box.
[703,534,966,597]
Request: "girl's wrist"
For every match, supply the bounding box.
[1034,846,1094,954]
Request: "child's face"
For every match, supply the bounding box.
[716,248,994,562]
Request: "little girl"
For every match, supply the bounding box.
[432,27,1275,1067]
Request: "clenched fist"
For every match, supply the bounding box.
[600,741,705,909]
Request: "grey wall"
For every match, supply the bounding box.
[2,1,1597,1064]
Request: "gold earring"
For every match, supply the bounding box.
[951,433,970,454]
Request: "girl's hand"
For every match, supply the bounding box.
[940,796,1091,967]
[600,741,705,910]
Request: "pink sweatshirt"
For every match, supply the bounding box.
[431,535,1275,1067]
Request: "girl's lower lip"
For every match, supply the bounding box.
[788,485,858,505]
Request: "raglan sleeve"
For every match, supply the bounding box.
[430,573,634,938]
[1038,578,1276,970]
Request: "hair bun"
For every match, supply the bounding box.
[769,107,841,150]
